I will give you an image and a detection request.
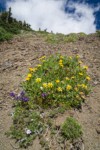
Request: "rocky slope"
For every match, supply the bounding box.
[0,32,100,150]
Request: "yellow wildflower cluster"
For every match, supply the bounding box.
[77,84,87,89]
[37,64,42,67]
[42,82,53,88]
[71,76,75,79]
[43,83,48,88]
[57,87,62,92]
[59,59,63,67]
[48,82,53,88]
[35,78,42,83]
[26,73,32,81]
[79,72,83,76]
[81,84,87,89]
[39,55,46,60]
[66,85,72,90]
[56,79,60,83]
[29,67,37,72]
[65,77,69,80]
[60,56,63,59]
[86,76,91,81]
[83,66,88,70]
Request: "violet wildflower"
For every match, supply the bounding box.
[21,97,29,102]
[10,92,15,97]
[20,91,25,96]
[42,93,47,98]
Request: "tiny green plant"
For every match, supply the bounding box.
[61,117,83,140]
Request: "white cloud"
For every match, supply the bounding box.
[6,0,99,34]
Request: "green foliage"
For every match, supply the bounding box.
[0,26,13,41]
[46,33,80,44]
[8,105,44,148]
[0,8,32,41]
[8,54,91,148]
[23,54,91,108]
[61,117,83,140]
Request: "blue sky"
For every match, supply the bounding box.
[0,0,100,33]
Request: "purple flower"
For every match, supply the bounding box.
[21,97,29,102]
[10,91,29,102]
[10,92,15,97]
[42,93,47,98]
[20,91,25,96]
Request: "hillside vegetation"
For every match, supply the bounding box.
[0,10,100,150]
[0,8,32,41]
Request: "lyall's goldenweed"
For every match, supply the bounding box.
[22,54,91,108]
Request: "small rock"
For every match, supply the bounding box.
[94,81,98,85]
[96,127,100,134]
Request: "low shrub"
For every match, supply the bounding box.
[0,26,13,41]
[61,117,83,140]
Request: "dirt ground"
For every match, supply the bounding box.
[0,32,100,150]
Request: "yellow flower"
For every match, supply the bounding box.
[83,66,88,70]
[56,79,60,83]
[39,55,46,60]
[29,68,34,72]
[86,76,91,81]
[66,85,72,90]
[65,77,69,80]
[37,64,42,67]
[59,63,64,67]
[81,84,87,89]
[43,83,48,88]
[76,55,80,58]
[60,56,63,59]
[27,73,32,78]
[42,60,46,62]
[35,78,42,83]
[57,87,62,92]
[69,56,72,60]
[48,82,53,88]
[79,72,83,76]
[77,84,81,87]
[59,59,63,63]
[79,92,84,95]
[25,77,30,81]
[71,76,75,79]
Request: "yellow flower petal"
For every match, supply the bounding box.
[66,85,72,90]
[35,78,42,83]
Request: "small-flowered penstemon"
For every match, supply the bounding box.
[10,91,29,102]
[41,93,48,98]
